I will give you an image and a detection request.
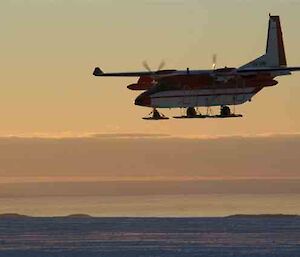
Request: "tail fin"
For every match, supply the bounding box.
[240,15,287,69]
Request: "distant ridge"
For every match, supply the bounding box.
[0,213,31,219]
[0,213,298,219]
[227,214,299,218]
[0,213,94,219]
[65,214,93,219]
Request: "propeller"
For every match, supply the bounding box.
[142,61,152,72]
[157,60,166,71]
[212,54,217,70]
[142,60,166,73]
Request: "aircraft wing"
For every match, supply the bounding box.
[93,67,178,77]
[237,66,300,73]
[163,70,213,76]
[93,67,213,78]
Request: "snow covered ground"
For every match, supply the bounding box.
[0,215,299,257]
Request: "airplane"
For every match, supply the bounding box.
[93,15,300,120]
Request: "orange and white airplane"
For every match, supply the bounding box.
[93,15,300,120]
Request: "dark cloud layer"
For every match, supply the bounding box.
[0,133,299,179]
[0,179,299,197]
[0,133,299,196]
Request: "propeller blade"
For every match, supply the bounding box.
[157,60,166,71]
[212,54,217,70]
[142,61,152,72]
[142,60,167,76]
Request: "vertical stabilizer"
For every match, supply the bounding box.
[240,15,287,69]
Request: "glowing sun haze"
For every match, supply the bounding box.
[1,0,300,136]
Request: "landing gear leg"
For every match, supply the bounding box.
[143,108,169,120]
[220,105,231,117]
[153,108,162,119]
[173,107,206,119]
[217,105,243,118]
[187,107,197,118]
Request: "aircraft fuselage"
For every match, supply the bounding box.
[135,72,278,108]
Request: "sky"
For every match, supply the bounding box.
[0,1,300,211]
[1,0,300,136]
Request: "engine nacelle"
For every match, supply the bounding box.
[127,76,154,91]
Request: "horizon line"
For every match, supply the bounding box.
[1,176,300,184]
[0,131,299,140]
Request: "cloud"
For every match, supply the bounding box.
[0,179,299,197]
[1,131,300,140]
[91,133,170,139]
[0,132,299,196]
[0,132,299,179]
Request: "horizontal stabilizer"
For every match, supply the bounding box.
[93,67,104,76]
[237,66,300,74]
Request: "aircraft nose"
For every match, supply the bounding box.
[135,93,151,107]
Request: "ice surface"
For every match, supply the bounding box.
[0,216,299,257]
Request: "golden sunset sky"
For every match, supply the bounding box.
[1,0,300,136]
[0,1,300,201]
